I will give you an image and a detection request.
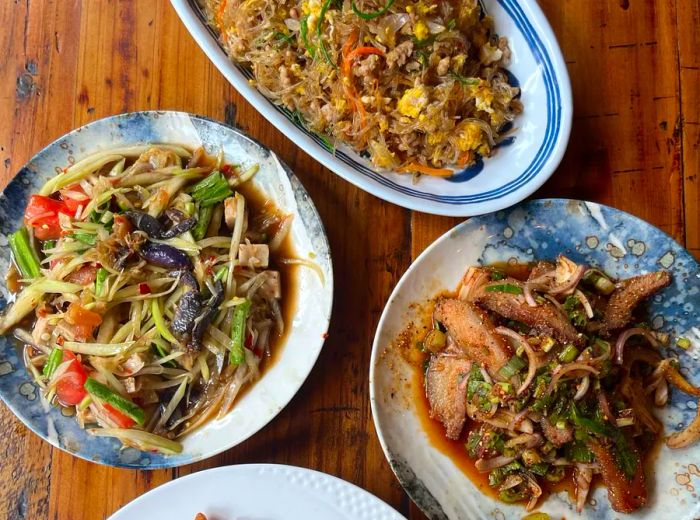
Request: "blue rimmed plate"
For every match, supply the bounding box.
[0,111,333,468]
[370,199,700,519]
[170,0,572,216]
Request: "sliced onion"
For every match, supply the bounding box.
[475,455,516,473]
[598,391,615,423]
[574,464,593,513]
[458,267,490,302]
[480,366,493,385]
[523,283,538,307]
[284,18,300,31]
[505,433,542,448]
[615,328,661,364]
[507,408,530,431]
[574,375,590,401]
[574,289,595,319]
[525,474,543,511]
[496,326,539,395]
[548,363,600,393]
[655,378,669,406]
[667,399,700,449]
[550,262,586,295]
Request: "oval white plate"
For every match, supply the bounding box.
[109,464,406,520]
[370,199,700,519]
[0,111,333,468]
[170,0,572,217]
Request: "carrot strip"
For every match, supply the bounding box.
[341,31,387,127]
[397,161,454,177]
[215,0,228,28]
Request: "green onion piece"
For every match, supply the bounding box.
[273,31,294,44]
[498,355,526,379]
[449,71,480,86]
[84,377,145,425]
[100,210,114,225]
[423,329,446,353]
[191,204,214,241]
[521,448,542,466]
[152,338,176,368]
[94,267,108,297]
[446,18,456,30]
[71,232,97,246]
[42,347,63,378]
[465,430,482,458]
[489,269,506,281]
[42,240,56,252]
[499,487,526,503]
[677,337,691,350]
[78,395,92,411]
[528,463,549,477]
[151,298,177,344]
[229,299,252,365]
[316,0,336,67]
[522,513,551,520]
[8,227,41,279]
[190,171,233,207]
[485,283,523,295]
[300,16,316,58]
[558,344,579,363]
[351,0,395,20]
[214,265,229,282]
[584,269,616,295]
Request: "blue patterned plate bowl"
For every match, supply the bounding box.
[0,111,333,468]
[370,199,700,519]
[170,0,572,216]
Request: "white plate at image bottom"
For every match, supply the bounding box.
[109,464,406,520]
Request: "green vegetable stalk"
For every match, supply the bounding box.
[191,204,214,241]
[42,347,63,378]
[230,299,252,365]
[84,377,145,425]
[8,227,42,279]
[190,171,232,207]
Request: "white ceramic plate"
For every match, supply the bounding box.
[170,0,572,217]
[370,199,700,519]
[0,111,333,468]
[109,464,406,520]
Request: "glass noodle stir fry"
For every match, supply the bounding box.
[205,0,521,177]
[0,145,297,454]
[421,257,700,513]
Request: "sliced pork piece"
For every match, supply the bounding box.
[433,298,512,374]
[474,279,584,347]
[601,271,671,336]
[587,439,647,513]
[540,417,574,447]
[426,351,472,439]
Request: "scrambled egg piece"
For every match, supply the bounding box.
[397,86,429,118]
[456,122,488,153]
[369,140,398,169]
[413,20,430,41]
[469,80,495,113]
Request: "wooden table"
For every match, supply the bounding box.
[0,1,698,518]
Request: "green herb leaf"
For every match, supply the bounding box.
[485,283,523,295]
[351,0,395,20]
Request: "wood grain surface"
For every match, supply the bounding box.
[0,1,697,519]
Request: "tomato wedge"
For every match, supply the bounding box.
[103,403,136,428]
[55,351,88,406]
[60,184,90,214]
[23,194,75,240]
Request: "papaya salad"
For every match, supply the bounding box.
[204,0,521,177]
[419,257,700,513]
[0,145,295,454]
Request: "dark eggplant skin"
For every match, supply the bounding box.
[139,242,193,270]
[125,209,196,240]
[171,271,202,335]
[188,280,224,351]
